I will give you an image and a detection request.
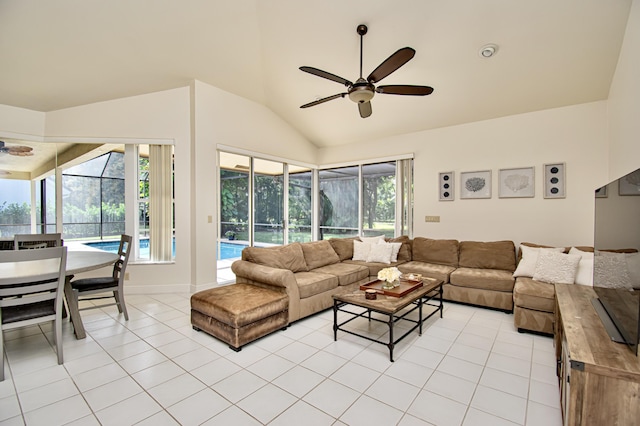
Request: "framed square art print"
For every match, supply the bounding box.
[460,170,491,199]
[499,167,534,198]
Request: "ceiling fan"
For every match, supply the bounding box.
[299,24,434,118]
[0,140,34,156]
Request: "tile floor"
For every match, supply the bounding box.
[0,292,563,426]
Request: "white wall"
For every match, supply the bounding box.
[0,104,45,140]
[608,0,640,182]
[45,88,194,293]
[319,102,609,248]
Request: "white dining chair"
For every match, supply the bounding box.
[0,246,67,380]
[13,233,62,250]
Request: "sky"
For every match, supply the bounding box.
[0,180,31,206]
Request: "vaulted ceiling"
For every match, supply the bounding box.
[0,0,632,148]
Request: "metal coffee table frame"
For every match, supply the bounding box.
[332,280,443,362]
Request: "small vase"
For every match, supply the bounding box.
[381,280,396,290]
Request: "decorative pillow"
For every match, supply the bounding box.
[513,245,565,278]
[352,241,372,261]
[386,236,412,262]
[594,253,633,289]
[569,247,594,286]
[626,252,640,289]
[360,235,386,244]
[532,250,581,284]
[366,243,393,264]
[387,242,402,262]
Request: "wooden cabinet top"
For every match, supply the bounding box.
[556,283,640,378]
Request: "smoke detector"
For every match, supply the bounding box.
[479,44,498,58]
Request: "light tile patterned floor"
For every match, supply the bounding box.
[0,292,563,425]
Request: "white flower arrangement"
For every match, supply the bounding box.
[378,266,401,283]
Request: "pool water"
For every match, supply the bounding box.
[83,240,247,260]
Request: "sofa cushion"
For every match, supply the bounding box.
[312,262,369,286]
[294,272,339,299]
[458,241,516,272]
[398,261,456,284]
[412,237,459,267]
[513,277,555,312]
[329,237,358,261]
[449,267,515,292]
[386,236,412,262]
[242,243,308,272]
[301,240,340,270]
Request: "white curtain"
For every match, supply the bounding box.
[149,145,173,261]
[397,159,414,238]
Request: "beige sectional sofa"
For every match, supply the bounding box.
[231,236,518,325]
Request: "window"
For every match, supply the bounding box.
[318,166,359,239]
[0,179,31,237]
[62,151,125,239]
[362,162,397,238]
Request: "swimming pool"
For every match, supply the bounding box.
[83,240,247,260]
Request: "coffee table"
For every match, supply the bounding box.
[332,277,443,361]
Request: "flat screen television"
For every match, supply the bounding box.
[592,167,640,355]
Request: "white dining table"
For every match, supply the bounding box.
[0,245,119,339]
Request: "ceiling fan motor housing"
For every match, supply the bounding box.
[348,79,375,103]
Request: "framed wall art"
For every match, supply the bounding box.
[543,162,566,199]
[460,170,491,199]
[439,171,454,201]
[498,167,535,198]
[619,169,640,195]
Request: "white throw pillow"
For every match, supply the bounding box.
[513,245,565,278]
[352,241,372,261]
[382,242,402,262]
[360,235,386,245]
[625,252,640,289]
[533,250,581,284]
[366,242,393,264]
[569,247,594,286]
[594,253,633,289]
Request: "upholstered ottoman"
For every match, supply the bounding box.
[191,283,289,351]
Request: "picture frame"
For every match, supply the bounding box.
[460,170,491,199]
[595,185,608,198]
[543,162,566,199]
[438,171,454,201]
[619,169,640,195]
[498,167,535,198]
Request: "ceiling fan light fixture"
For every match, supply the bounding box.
[348,86,375,103]
[479,44,498,58]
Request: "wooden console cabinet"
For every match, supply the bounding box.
[554,284,640,425]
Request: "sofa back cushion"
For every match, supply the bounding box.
[301,240,341,270]
[329,237,358,261]
[412,237,459,267]
[386,236,412,262]
[459,240,516,272]
[242,242,308,272]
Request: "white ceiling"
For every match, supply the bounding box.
[0,0,632,148]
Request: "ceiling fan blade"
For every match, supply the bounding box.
[376,85,434,96]
[358,101,372,118]
[300,93,347,109]
[299,66,353,87]
[367,47,416,83]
